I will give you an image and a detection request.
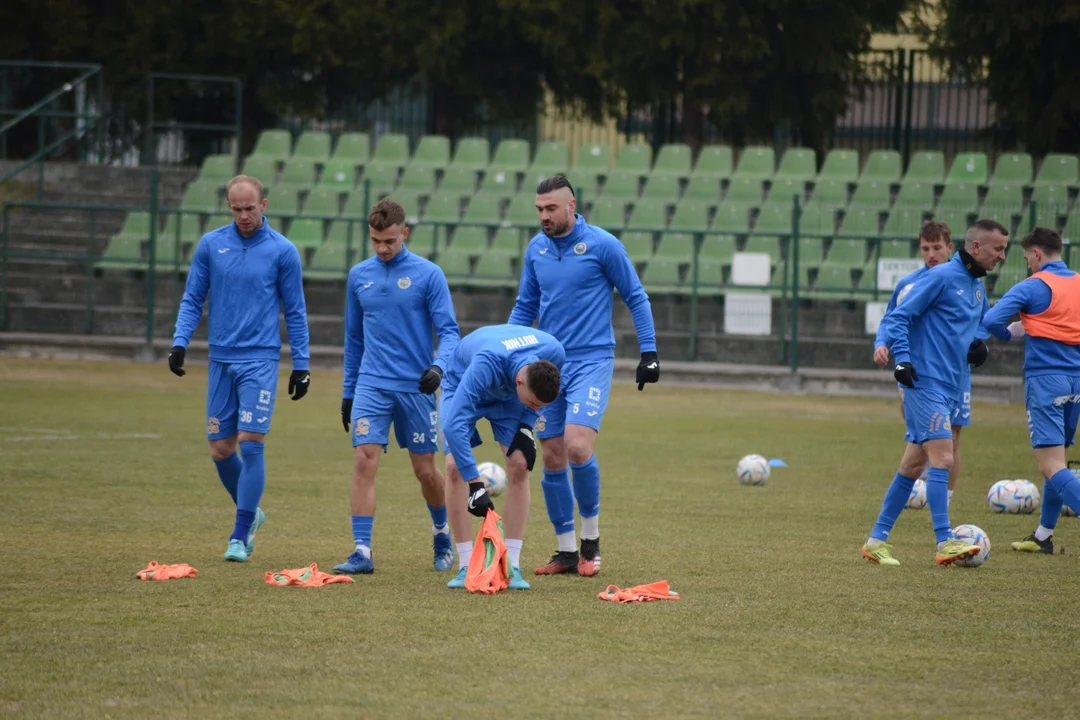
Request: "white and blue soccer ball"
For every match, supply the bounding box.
[987,479,1039,514]
[1017,479,1041,512]
[906,479,928,509]
[737,454,770,486]
[477,461,507,497]
[1063,505,1078,518]
[952,523,991,567]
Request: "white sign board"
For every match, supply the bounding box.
[731,252,772,287]
[865,301,888,336]
[876,258,923,290]
[725,292,772,336]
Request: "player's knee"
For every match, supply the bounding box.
[209,439,236,462]
[505,452,529,481]
[566,441,593,466]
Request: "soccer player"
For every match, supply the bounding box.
[873,221,969,500]
[979,227,1080,553]
[861,219,1008,566]
[168,174,311,563]
[333,198,461,575]
[508,175,658,578]
[439,324,565,590]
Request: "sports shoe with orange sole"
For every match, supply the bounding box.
[578,538,601,576]
[534,550,578,575]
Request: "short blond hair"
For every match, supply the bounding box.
[226,174,266,200]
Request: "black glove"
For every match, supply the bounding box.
[418,365,443,394]
[289,369,311,401]
[967,339,989,368]
[894,362,918,389]
[506,423,536,471]
[341,398,353,433]
[467,481,494,518]
[636,351,659,391]
[168,345,186,377]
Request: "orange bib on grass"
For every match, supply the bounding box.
[465,510,510,594]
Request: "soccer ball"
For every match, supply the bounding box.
[736,454,770,486]
[1063,505,1078,518]
[476,461,507,497]
[952,524,991,567]
[905,479,928,509]
[987,480,1039,514]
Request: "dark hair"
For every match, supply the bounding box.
[971,218,1009,236]
[526,360,561,403]
[1021,226,1063,254]
[536,175,575,198]
[368,197,406,230]
[919,220,951,246]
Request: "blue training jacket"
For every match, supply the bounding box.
[442,324,565,481]
[886,252,989,398]
[874,266,930,350]
[981,260,1080,376]
[342,247,460,396]
[508,215,656,361]
[173,218,310,368]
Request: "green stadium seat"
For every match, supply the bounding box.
[618,231,655,261]
[614,143,652,175]
[448,226,488,256]
[1029,184,1069,230]
[817,149,859,182]
[807,179,849,209]
[893,181,934,210]
[251,129,292,161]
[318,158,357,193]
[371,133,410,166]
[627,197,669,230]
[814,264,856,296]
[641,175,680,200]
[989,153,1033,187]
[743,237,782,265]
[398,165,437,193]
[904,151,945,184]
[793,237,825,266]
[797,205,831,236]
[96,231,146,270]
[472,254,517,287]
[423,193,462,224]
[332,132,370,164]
[849,181,891,209]
[839,207,880,237]
[505,194,539,226]
[440,166,479,198]
[691,145,733,179]
[774,148,816,182]
[492,139,531,173]
[641,257,684,292]
[241,156,278,184]
[529,141,570,176]
[683,176,721,204]
[266,185,301,217]
[655,232,694,260]
[712,202,751,233]
[652,144,692,177]
[407,225,440,258]
[343,189,371,218]
[946,153,989,186]
[981,184,1023,216]
[478,167,519,198]
[281,159,318,189]
[383,190,422,221]
[755,205,792,235]
[490,226,527,257]
[205,213,233,233]
[564,170,599,203]
[1062,212,1080,242]
[694,259,726,291]
[725,178,764,205]
[992,243,1031,295]
[450,137,491,171]
[931,208,973,235]
[436,251,473,279]
[826,238,867,267]
[181,181,220,213]
[359,163,398,197]
[1067,244,1080,271]
[288,218,325,249]
[861,150,902,183]
[292,131,331,162]
[463,193,502,224]
[669,201,710,232]
[602,171,641,200]
[878,238,915,259]
[978,206,1015,236]
[573,143,611,175]
[410,135,451,169]
[882,207,924,239]
[154,213,188,271]
[588,197,628,230]
[733,146,775,180]
[302,189,339,217]
[767,178,805,209]
[1034,154,1079,187]
[197,154,236,185]
[937,182,978,212]
[306,240,358,279]
[699,235,737,263]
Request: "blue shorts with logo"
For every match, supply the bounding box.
[350,385,439,453]
[534,358,614,440]
[1025,374,1080,449]
[206,360,279,440]
[952,376,972,428]
[438,388,521,455]
[902,387,956,445]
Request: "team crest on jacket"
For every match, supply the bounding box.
[975,289,983,302]
[397,277,412,289]
[573,242,587,255]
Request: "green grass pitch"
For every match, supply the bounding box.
[1,357,1079,718]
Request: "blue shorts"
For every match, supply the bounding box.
[351,386,439,453]
[1025,375,1080,449]
[902,387,956,445]
[535,359,614,439]
[438,388,521,455]
[206,360,279,440]
[952,380,972,428]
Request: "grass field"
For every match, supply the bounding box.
[2,356,1079,719]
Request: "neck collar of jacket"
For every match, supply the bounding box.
[957,248,986,278]
[380,246,410,266]
[549,214,585,246]
[236,216,270,244]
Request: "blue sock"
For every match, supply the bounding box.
[230,441,265,541]
[1039,477,1063,531]
[541,468,575,535]
[428,504,448,529]
[1048,468,1080,517]
[571,455,601,519]
[213,452,242,505]
[351,515,373,550]
[926,467,951,543]
[870,472,915,541]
